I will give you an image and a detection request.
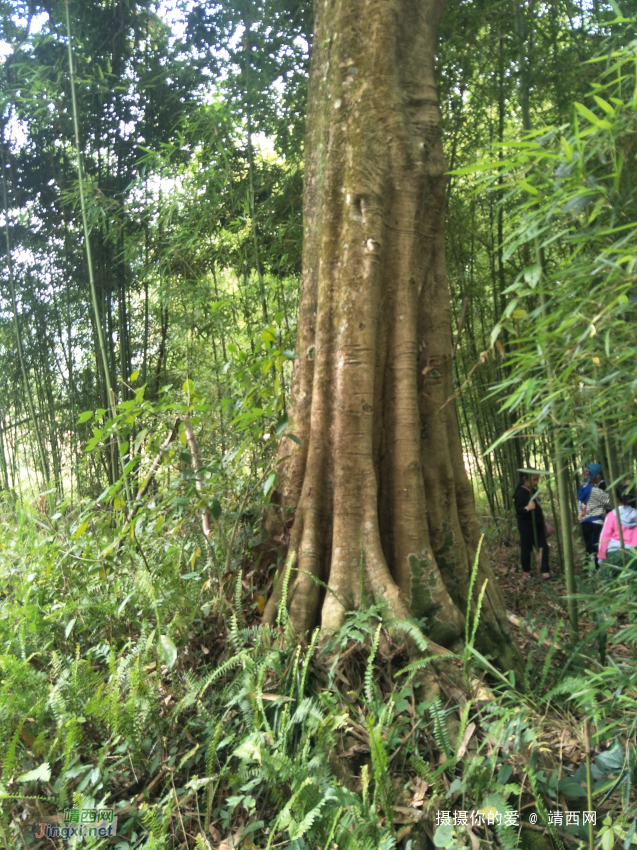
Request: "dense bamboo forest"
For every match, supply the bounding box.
[2,1,637,848]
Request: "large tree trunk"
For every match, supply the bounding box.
[264,0,520,672]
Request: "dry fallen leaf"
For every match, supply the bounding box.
[466,826,481,850]
[456,721,477,761]
[338,743,370,758]
[246,693,294,702]
[393,805,423,823]
[410,777,428,808]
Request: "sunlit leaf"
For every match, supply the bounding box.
[160,635,177,670]
[523,264,542,288]
[18,763,50,783]
[519,180,538,196]
[263,472,276,498]
[574,101,611,129]
[72,521,89,539]
[593,95,614,114]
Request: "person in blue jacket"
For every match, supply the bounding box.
[578,462,610,567]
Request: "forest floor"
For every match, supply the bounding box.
[483,519,634,664]
[4,503,635,849]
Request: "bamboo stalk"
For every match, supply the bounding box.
[451,296,469,361]
[532,236,577,638]
[1,149,50,497]
[64,0,131,504]
[242,19,268,326]
[583,720,594,850]
[555,432,578,641]
[604,428,626,569]
[543,437,564,572]
[0,415,9,491]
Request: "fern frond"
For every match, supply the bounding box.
[288,794,329,839]
[396,653,460,678]
[536,619,563,696]
[229,613,242,654]
[481,793,518,850]
[367,711,393,821]
[298,627,320,700]
[545,676,592,700]
[276,549,296,628]
[410,752,433,781]
[430,697,452,760]
[290,697,325,728]
[197,651,250,698]
[2,721,24,778]
[465,533,484,646]
[469,578,489,648]
[234,569,243,623]
[364,624,381,704]
[525,764,566,850]
[323,805,344,849]
[392,618,428,653]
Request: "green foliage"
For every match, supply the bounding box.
[467,25,637,477]
[2,477,637,847]
[2,2,637,848]
[0,0,304,503]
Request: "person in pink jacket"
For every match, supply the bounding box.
[598,485,637,568]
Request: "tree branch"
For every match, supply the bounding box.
[126,418,180,523]
[183,417,212,540]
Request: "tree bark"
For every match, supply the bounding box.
[264,0,519,672]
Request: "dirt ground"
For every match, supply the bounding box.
[483,519,633,662]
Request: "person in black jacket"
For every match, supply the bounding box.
[514,471,551,581]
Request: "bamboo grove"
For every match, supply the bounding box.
[0,0,635,552]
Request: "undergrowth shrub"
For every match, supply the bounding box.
[1,450,637,847]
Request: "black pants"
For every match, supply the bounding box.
[581,521,602,566]
[518,522,549,574]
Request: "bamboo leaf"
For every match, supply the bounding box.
[519,180,539,196]
[593,95,615,114]
[574,102,612,129]
[72,520,89,539]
